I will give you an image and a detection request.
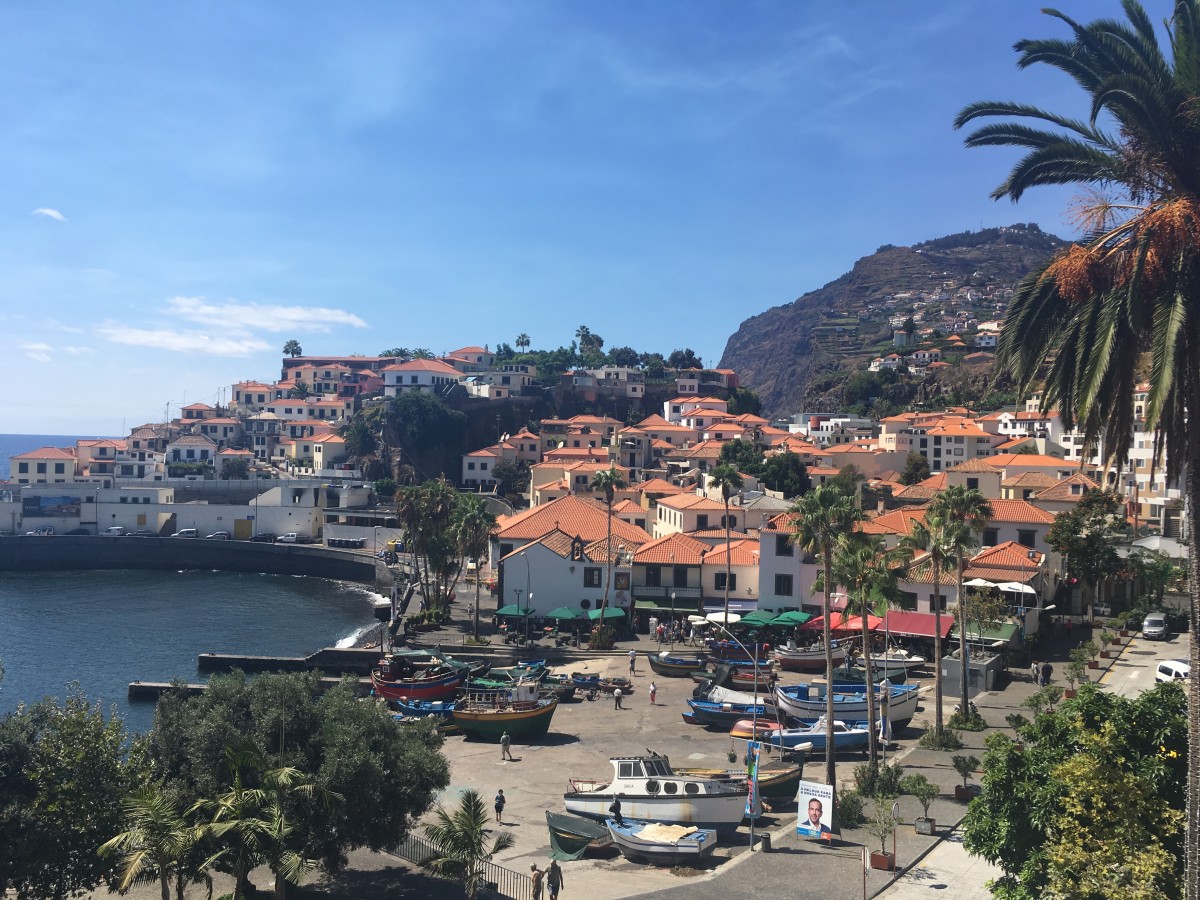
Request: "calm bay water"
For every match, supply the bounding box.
[0,433,113,480]
[0,569,380,732]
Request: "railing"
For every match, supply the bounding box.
[390,832,533,900]
[634,585,702,599]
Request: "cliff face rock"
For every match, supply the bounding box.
[718,224,1067,417]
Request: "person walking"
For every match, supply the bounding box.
[530,864,544,900]
[500,730,514,761]
[628,649,637,675]
[648,681,657,705]
[613,687,623,710]
[1031,660,1040,684]
[546,859,564,900]
[494,789,506,823]
[1041,662,1053,686]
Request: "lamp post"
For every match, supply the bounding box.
[527,592,533,643]
[374,525,381,559]
[670,592,677,648]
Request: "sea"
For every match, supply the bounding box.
[0,432,113,481]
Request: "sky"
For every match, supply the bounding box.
[1,0,1137,435]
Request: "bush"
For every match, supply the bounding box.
[837,788,866,827]
[948,708,987,731]
[952,754,981,788]
[919,727,964,751]
[854,761,905,798]
[899,774,940,819]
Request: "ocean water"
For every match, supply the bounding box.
[0,433,114,480]
[0,569,381,732]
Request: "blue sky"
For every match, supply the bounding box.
[2,0,1134,434]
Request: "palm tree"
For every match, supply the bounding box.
[927,487,993,710]
[828,532,900,765]
[789,484,864,820]
[287,382,311,400]
[99,786,213,900]
[422,789,515,900]
[896,511,964,737]
[590,467,627,638]
[455,495,497,640]
[957,7,1200,881]
[515,333,530,353]
[282,340,302,358]
[707,465,744,623]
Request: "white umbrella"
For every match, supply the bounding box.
[997,582,1037,595]
[964,578,997,588]
[687,615,708,625]
[706,611,742,625]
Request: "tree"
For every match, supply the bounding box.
[726,387,763,416]
[964,683,1187,900]
[220,457,250,480]
[928,486,993,707]
[282,340,302,358]
[396,479,462,609]
[100,786,213,900]
[956,587,1008,653]
[668,348,702,369]
[514,333,530,352]
[0,690,129,900]
[789,484,864,823]
[902,316,917,339]
[898,452,931,486]
[955,5,1200,885]
[574,325,603,355]
[422,789,514,900]
[607,345,639,367]
[287,382,311,400]
[717,439,764,476]
[897,511,961,738]
[707,465,744,623]
[590,467,627,642]
[454,496,496,640]
[1046,490,1127,613]
[759,451,811,498]
[379,347,409,358]
[490,459,530,499]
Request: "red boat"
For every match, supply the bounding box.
[371,660,468,702]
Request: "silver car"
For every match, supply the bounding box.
[1142,613,1168,640]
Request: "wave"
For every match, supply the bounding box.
[335,625,372,648]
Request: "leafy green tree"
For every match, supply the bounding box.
[640,352,667,379]
[607,345,639,367]
[789,484,864,821]
[0,690,129,900]
[220,457,251,480]
[726,387,763,416]
[454,495,497,640]
[898,452,931,486]
[100,785,214,900]
[287,381,311,400]
[490,459,530,499]
[379,347,409,358]
[668,348,702,369]
[282,340,302,358]
[717,439,764,476]
[373,477,397,503]
[590,467,627,640]
[422,789,515,900]
[708,464,744,623]
[955,587,1008,654]
[396,479,462,608]
[759,451,811,498]
[1046,490,1127,613]
[955,4,1200,882]
[964,683,1187,900]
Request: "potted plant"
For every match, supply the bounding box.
[1115,612,1131,638]
[1064,659,1086,699]
[952,755,980,801]
[1083,639,1100,669]
[900,774,939,835]
[864,795,898,869]
[1005,713,1029,751]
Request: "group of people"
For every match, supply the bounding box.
[529,859,564,900]
[1031,660,1054,686]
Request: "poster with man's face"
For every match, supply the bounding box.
[797,781,834,838]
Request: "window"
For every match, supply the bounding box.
[721,515,737,529]
[499,543,513,558]
[17,462,27,474]
[775,534,793,556]
[583,567,602,588]
[673,566,688,588]
[715,572,737,591]
[982,529,998,546]
[467,462,476,470]
[645,565,661,587]
[774,574,794,596]
[1017,529,1036,548]
[966,478,978,490]
[36,463,46,473]
[480,463,488,471]
[696,514,709,530]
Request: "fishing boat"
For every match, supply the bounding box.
[838,663,908,686]
[453,683,558,740]
[388,697,456,718]
[564,754,752,834]
[727,665,777,691]
[571,673,635,695]
[728,717,789,740]
[704,639,760,664]
[774,682,920,727]
[646,652,706,677]
[545,811,613,859]
[773,642,849,672]
[862,647,927,673]
[762,717,871,753]
[674,759,809,800]
[371,659,469,702]
[540,674,579,702]
[686,698,771,729]
[605,820,719,866]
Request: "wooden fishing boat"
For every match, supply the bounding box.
[703,639,760,664]
[762,717,871,753]
[773,642,849,672]
[540,674,578,702]
[675,759,809,800]
[606,820,718,866]
[571,673,635,695]
[686,698,771,729]
[774,682,919,727]
[727,666,777,691]
[371,659,468,702]
[646,652,706,677]
[728,717,789,740]
[545,811,613,859]
[453,683,558,740]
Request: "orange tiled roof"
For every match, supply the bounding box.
[971,541,1045,570]
[494,495,652,544]
[1001,471,1058,489]
[702,538,760,567]
[632,532,709,565]
[866,507,928,536]
[633,477,689,495]
[13,446,76,460]
[1034,472,1101,501]
[988,499,1056,524]
[655,494,728,512]
[948,458,1000,473]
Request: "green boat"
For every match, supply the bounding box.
[453,683,558,740]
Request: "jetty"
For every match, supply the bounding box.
[129,675,370,702]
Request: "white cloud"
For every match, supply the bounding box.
[32,207,66,221]
[165,296,368,333]
[61,345,94,356]
[21,341,53,363]
[98,324,270,356]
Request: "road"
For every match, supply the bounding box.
[1098,629,1191,698]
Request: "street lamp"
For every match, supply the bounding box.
[374,525,381,558]
[670,592,677,648]
[527,592,533,643]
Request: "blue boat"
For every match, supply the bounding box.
[762,717,871,752]
[686,698,772,729]
[388,697,457,718]
[606,819,719,866]
[775,681,920,727]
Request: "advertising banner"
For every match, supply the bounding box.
[744,740,761,818]
[797,780,834,839]
[22,495,81,518]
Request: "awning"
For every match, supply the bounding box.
[635,598,700,613]
[495,604,533,617]
[772,610,813,626]
[842,614,883,632]
[739,610,780,627]
[706,611,742,625]
[586,607,627,621]
[545,607,581,620]
[964,578,997,588]
[702,599,760,614]
[883,611,954,640]
[951,621,1022,647]
[996,582,1037,595]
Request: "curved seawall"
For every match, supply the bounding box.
[0,536,383,587]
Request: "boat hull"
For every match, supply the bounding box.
[453,699,557,740]
[606,820,718,866]
[647,655,705,677]
[763,725,869,752]
[774,684,919,727]
[371,668,467,702]
[773,645,848,672]
[565,792,747,836]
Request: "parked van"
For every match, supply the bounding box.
[276,533,299,543]
[1156,659,1190,683]
[1142,613,1169,640]
[170,528,198,538]
[103,526,127,536]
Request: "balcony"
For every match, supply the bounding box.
[634,585,702,600]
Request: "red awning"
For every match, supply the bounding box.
[802,612,861,633]
[883,611,954,640]
[842,614,883,632]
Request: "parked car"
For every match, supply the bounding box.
[276,533,300,544]
[170,528,199,538]
[1091,601,1112,618]
[251,532,276,543]
[128,529,158,537]
[1156,659,1190,683]
[206,531,231,541]
[1142,613,1169,640]
[103,526,127,536]
[25,526,54,536]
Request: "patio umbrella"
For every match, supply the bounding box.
[495,604,533,617]
[586,607,626,621]
[545,606,581,620]
[963,578,997,588]
[996,582,1037,595]
[842,614,883,632]
[705,611,742,625]
[739,610,779,627]
[772,610,813,626]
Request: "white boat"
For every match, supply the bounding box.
[773,642,848,672]
[564,754,753,835]
[774,682,920,727]
[862,647,927,673]
[606,819,719,865]
[762,717,871,752]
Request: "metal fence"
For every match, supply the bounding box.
[391,832,533,900]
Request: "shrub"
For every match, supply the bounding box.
[854,761,904,798]
[918,728,964,751]
[948,708,987,731]
[899,774,940,819]
[837,788,866,827]
[952,754,981,789]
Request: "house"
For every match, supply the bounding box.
[181,403,219,421]
[653,493,740,539]
[10,446,77,484]
[700,538,761,611]
[498,530,633,619]
[381,359,463,396]
[630,532,709,619]
[165,434,218,468]
[756,513,820,615]
[898,541,1047,614]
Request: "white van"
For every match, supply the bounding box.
[276,532,299,543]
[171,528,198,538]
[103,526,127,536]
[1156,659,1190,683]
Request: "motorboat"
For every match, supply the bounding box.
[773,642,849,672]
[762,717,871,753]
[606,819,718,866]
[862,647,927,673]
[685,698,771,729]
[774,682,919,727]
[647,652,706,677]
[453,682,558,740]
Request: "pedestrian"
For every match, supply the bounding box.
[613,687,623,709]
[1041,662,1053,686]
[500,730,514,761]
[608,797,623,825]
[530,865,544,900]
[494,789,505,823]
[1031,660,1040,684]
[649,681,657,705]
[467,602,474,618]
[546,860,564,900]
[1066,618,1074,636]
[628,649,637,675]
